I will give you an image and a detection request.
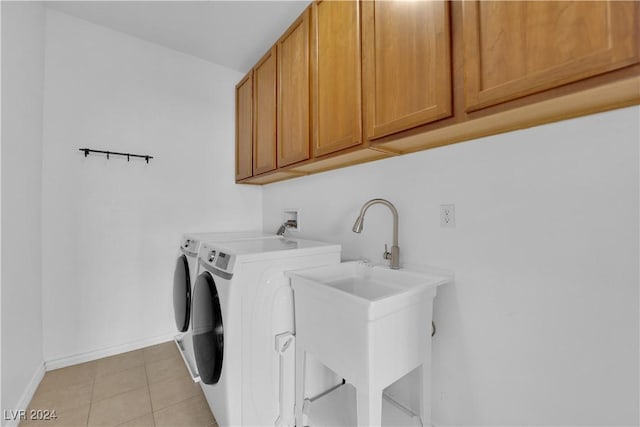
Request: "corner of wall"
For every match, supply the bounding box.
[1,0,46,416]
[2,363,45,427]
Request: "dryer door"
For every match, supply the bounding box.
[173,255,191,332]
[192,271,224,385]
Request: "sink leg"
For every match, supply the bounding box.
[295,347,305,427]
[356,388,382,427]
[420,359,432,425]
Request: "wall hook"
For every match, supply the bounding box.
[78,148,154,164]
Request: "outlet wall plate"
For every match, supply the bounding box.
[440,204,456,228]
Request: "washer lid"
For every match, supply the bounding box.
[200,238,341,268]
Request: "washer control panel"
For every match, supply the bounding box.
[214,252,230,270]
[200,243,234,273]
[181,236,200,254]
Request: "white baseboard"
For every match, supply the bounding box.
[3,362,46,427]
[44,331,177,371]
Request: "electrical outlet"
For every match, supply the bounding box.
[440,204,456,228]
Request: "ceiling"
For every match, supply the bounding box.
[46,1,311,73]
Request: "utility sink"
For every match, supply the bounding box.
[287,261,452,426]
[287,261,450,321]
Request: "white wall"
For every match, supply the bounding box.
[1,0,46,414]
[263,107,640,425]
[41,9,262,362]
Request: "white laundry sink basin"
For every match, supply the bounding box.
[288,261,452,426]
[287,261,449,321]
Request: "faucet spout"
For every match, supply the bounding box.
[276,219,297,236]
[352,198,400,269]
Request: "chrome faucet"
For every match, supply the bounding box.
[352,198,400,269]
[276,219,298,236]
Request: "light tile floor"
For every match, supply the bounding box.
[20,342,217,427]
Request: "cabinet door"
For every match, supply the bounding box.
[253,47,277,175]
[277,9,311,167]
[362,0,451,141]
[463,1,640,111]
[311,0,362,157]
[235,71,253,181]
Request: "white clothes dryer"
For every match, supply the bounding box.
[173,231,279,381]
[192,238,341,427]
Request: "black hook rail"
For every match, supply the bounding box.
[79,148,153,164]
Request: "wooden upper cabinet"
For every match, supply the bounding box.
[236,0,639,185]
[253,47,277,175]
[311,0,362,157]
[235,71,253,181]
[463,1,640,111]
[362,0,452,141]
[277,9,311,167]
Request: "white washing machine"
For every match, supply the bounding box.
[173,231,280,381]
[192,238,341,427]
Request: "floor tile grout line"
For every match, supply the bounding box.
[151,393,209,418]
[143,346,181,366]
[28,380,94,420]
[145,353,203,411]
[30,378,93,400]
[94,351,146,379]
[86,365,97,427]
[143,357,157,426]
[95,365,144,380]
[30,361,97,397]
[90,384,149,405]
[143,351,204,423]
[29,345,179,427]
[36,370,95,396]
[145,359,189,387]
[144,353,182,371]
[150,388,202,415]
[88,385,151,426]
[113,412,154,427]
[89,365,148,404]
